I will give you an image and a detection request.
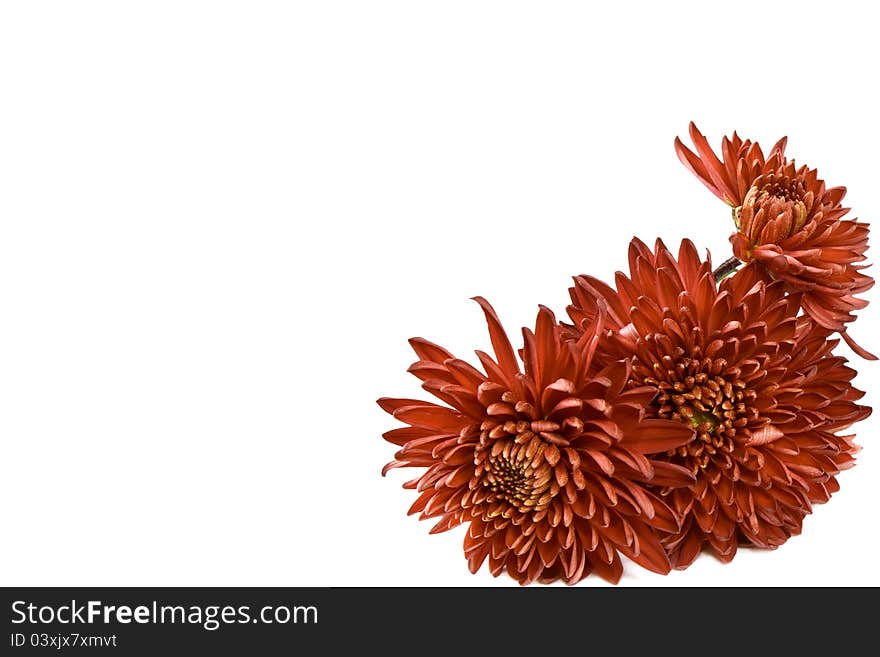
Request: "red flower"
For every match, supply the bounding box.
[675,122,874,358]
[567,238,870,568]
[379,298,695,584]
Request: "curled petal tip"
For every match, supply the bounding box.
[841,330,878,360]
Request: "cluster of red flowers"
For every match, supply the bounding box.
[378,123,873,584]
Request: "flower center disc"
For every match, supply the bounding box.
[735,172,809,244]
[634,354,758,473]
[473,433,554,518]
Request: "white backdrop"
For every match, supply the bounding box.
[1,1,877,587]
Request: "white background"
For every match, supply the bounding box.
[1,1,877,587]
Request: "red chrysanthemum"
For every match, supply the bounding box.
[567,238,870,568]
[675,122,874,358]
[379,298,697,584]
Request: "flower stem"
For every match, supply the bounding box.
[713,256,741,282]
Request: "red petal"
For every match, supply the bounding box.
[620,419,695,454]
[473,297,521,380]
[746,424,784,446]
[394,404,464,432]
